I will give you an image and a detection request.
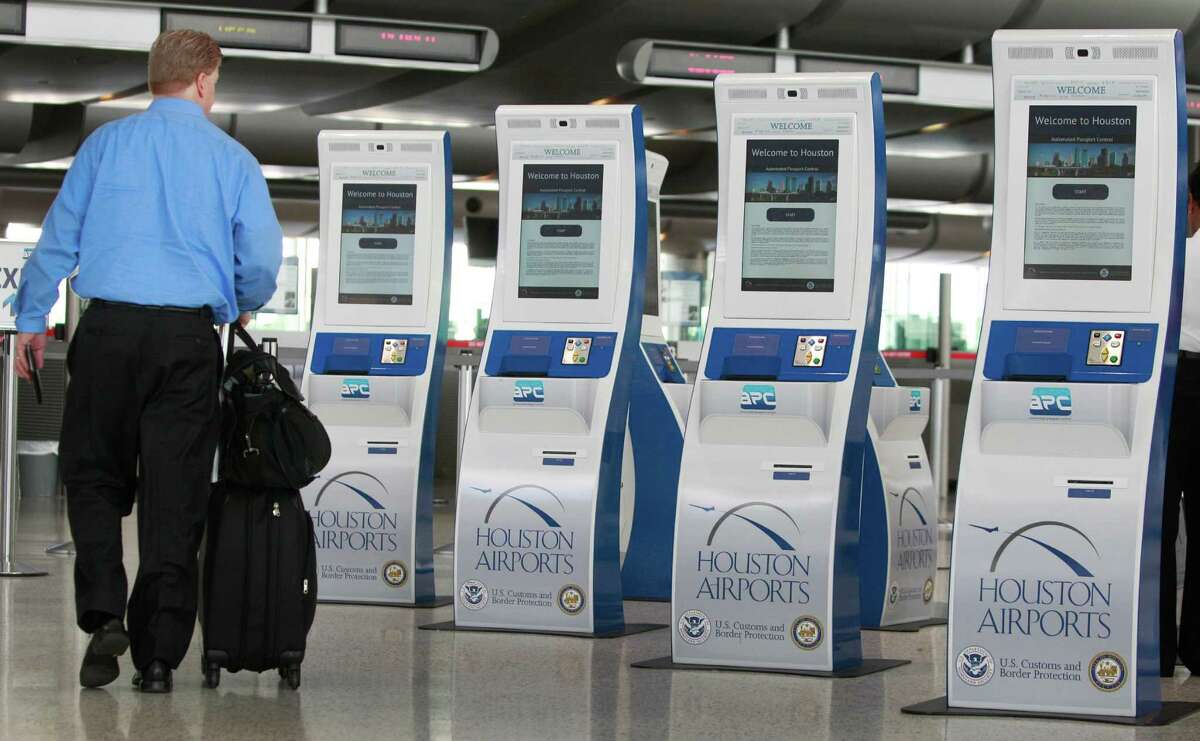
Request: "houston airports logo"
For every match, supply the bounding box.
[340,378,371,400]
[689,502,811,605]
[513,380,545,403]
[310,472,401,554]
[969,520,1099,577]
[969,521,1112,640]
[956,645,995,686]
[740,384,777,412]
[1029,386,1072,417]
[471,484,576,576]
[678,610,712,645]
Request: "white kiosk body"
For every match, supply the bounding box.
[945,30,1185,718]
[301,131,452,606]
[453,105,647,635]
[621,151,692,601]
[859,357,937,628]
[670,72,886,671]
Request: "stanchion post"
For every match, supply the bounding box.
[932,273,953,523]
[46,286,81,556]
[1,332,47,577]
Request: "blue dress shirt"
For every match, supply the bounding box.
[15,97,282,332]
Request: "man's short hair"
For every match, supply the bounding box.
[148,30,222,96]
[1190,162,1200,203]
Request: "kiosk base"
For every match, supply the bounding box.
[862,617,947,633]
[320,597,454,609]
[420,621,667,639]
[631,656,909,678]
[901,697,1200,726]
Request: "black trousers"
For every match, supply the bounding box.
[60,301,221,670]
[1162,352,1200,675]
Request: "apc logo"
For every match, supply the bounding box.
[513,380,545,403]
[340,378,371,400]
[889,487,929,526]
[969,520,1099,577]
[1029,386,1071,417]
[313,471,388,510]
[740,384,777,411]
[909,390,923,413]
[693,501,802,551]
[476,484,566,528]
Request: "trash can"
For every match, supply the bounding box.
[17,440,60,497]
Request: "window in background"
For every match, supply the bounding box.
[879,262,988,353]
[3,224,66,328]
[448,241,494,341]
[249,236,318,343]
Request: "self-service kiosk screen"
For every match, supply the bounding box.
[741,139,838,292]
[645,201,660,316]
[338,184,417,304]
[518,164,604,299]
[1023,106,1136,281]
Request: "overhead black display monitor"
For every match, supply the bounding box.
[647,45,774,81]
[1023,105,1136,281]
[162,10,311,53]
[335,21,479,64]
[0,1,24,35]
[338,184,416,305]
[741,139,839,292]
[518,164,604,300]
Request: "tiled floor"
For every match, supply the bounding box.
[2,496,1198,741]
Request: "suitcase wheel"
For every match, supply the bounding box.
[201,657,220,689]
[283,665,301,690]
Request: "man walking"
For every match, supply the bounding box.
[13,30,282,692]
[1162,162,1200,676]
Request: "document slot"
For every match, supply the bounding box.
[770,463,814,481]
[537,448,584,467]
[1054,475,1125,500]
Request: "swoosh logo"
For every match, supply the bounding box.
[972,521,1100,578]
[484,484,566,529]
[889,487,929,526]
[314,471,388,510]
[706,502,801,552]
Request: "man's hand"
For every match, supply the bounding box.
[14,332,46,382]
[238,312,252,327]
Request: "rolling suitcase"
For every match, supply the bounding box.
[200,482,317,689]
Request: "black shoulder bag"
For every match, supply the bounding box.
[221,324,331,489]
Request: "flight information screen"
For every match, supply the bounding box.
[518,164,603,299]
[741,139,839,292]
[162,10,311,52]
[338,184,416,305]
[1023,105,1136,281]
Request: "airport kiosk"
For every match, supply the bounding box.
[621,151,693,601]
[639,72,899,675]
[905,30,1191,722]
[300,130,452,606]
[859,358,938,631]
[442,105,654,636]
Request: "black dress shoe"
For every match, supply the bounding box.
[79,618,129,689]
[132,660,173,693]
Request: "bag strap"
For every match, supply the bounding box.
[234,323,260,353]
[227,323,306,403]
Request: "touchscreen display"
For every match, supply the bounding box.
[339,184,416,304]
[741,139,838,292]
[518,164,603,299]
[1024,105,1136,281]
